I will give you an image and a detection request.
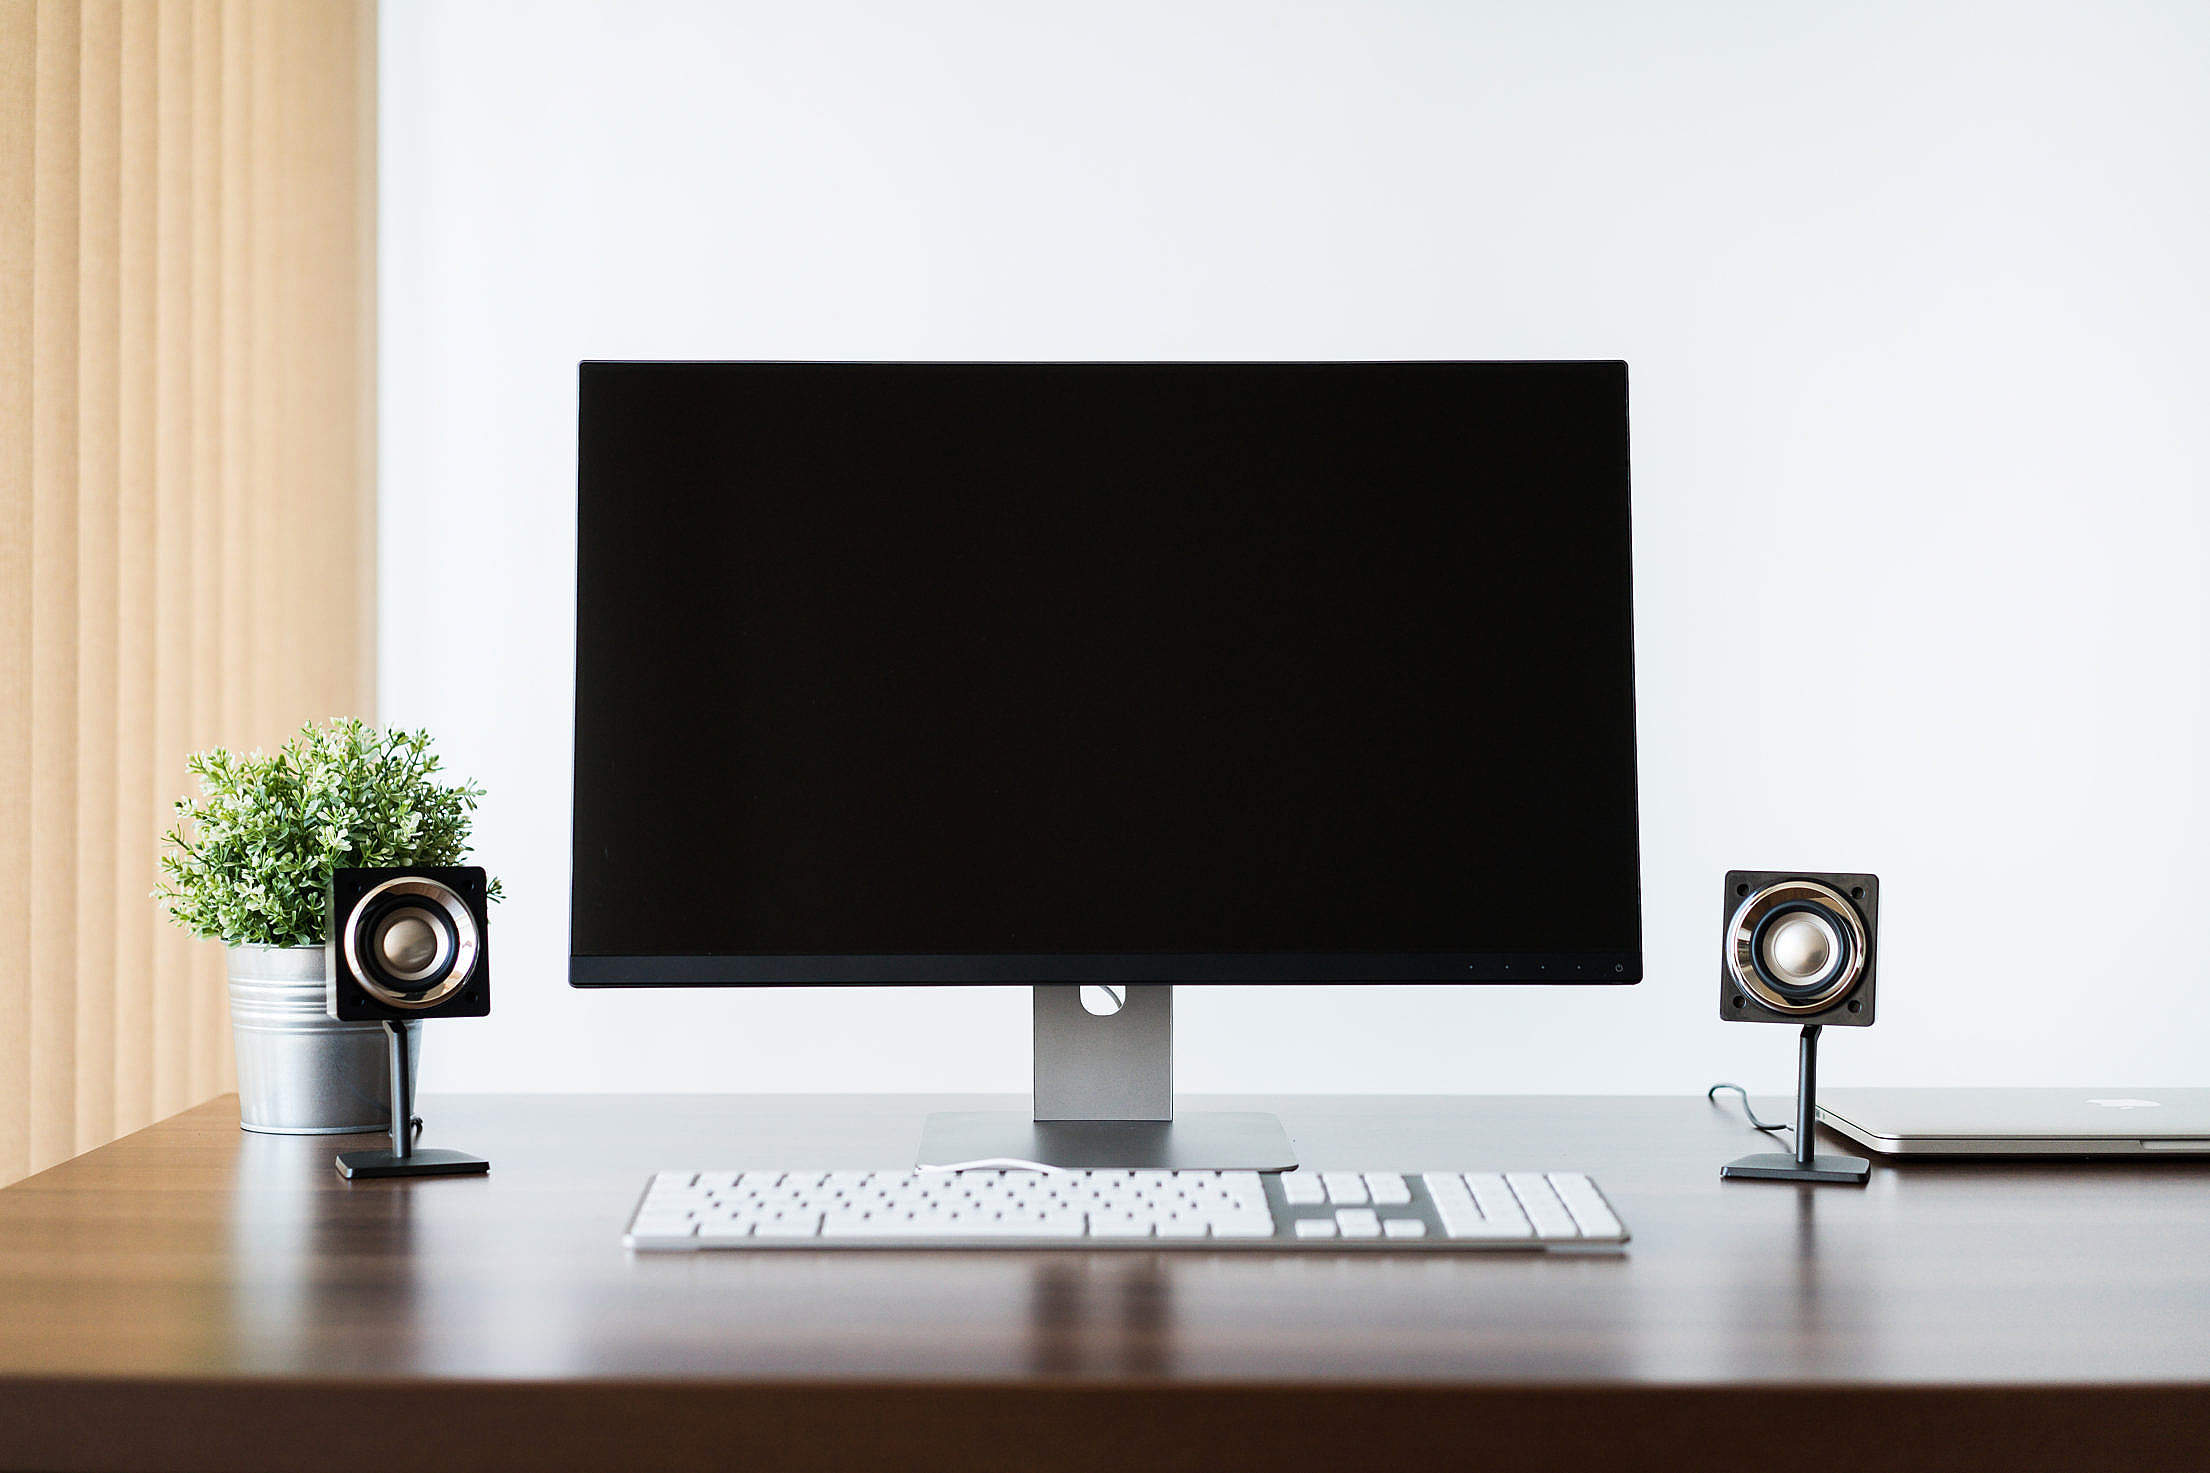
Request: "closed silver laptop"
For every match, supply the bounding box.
[1817,1088,2210,1157]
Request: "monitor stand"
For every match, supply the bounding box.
[916,985,1298,1171]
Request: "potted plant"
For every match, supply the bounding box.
[156,718,500,1134]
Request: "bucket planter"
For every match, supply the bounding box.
[226,943,419,1134]
[157,719,497,1135]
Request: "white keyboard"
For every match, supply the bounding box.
[624,1167,1628,1251]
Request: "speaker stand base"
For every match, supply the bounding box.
[1719,1152,1870,1185]
[336,1147,489,1180]
[335,1020,490,1181]
[1718,1023,1870,1186]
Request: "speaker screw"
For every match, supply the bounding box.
[1847,999,1862,1012]
[1735,883,1749,897]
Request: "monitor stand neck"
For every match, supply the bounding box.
[914,985,1299,1172]
[1033,982,1173,1121]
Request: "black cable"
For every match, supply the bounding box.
[1707,1082,1791,1136]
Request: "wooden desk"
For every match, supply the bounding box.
[3,1093,2208,1472]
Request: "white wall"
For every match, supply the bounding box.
[380,0,2210,1099]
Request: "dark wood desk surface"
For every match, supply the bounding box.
[4,1092,2208,1472]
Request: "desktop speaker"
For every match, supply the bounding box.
[1715,869,1878,1184]
[327,865,491,1022]
[326,865,492,1180]
[1719,870,1876,1027]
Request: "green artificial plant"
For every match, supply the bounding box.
[156,718,501,948]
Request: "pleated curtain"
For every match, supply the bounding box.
[0,0,376,1187]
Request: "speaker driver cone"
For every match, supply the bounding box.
[342,876,481,1010]
[1727,879,1865,1014]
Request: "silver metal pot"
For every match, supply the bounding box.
[226,944,418,1134]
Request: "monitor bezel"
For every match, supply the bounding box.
[569,951,1642,986]
[566,359,1643,990]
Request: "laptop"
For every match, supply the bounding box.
[1817,1088,2210,1158]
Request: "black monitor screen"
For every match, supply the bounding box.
[571,362,1639,985]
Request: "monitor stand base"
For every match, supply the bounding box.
[916,986,1299,1171]
[917,1110,1297,1172]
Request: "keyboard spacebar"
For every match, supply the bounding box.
[821,1216,1088,1238]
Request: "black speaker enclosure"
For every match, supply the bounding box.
[327,865,491,1022]
[1719,869,1876,1027]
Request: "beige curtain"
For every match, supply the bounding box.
[1,0,376,1187]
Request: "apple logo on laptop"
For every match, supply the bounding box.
[2087,1098,2161,1109]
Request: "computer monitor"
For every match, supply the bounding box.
[571,361,1640,1168]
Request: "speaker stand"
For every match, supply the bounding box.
[336,1020,489,1180]
[1720,1024,1870,1185]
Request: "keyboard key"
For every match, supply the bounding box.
[1383,1218,1427,1239]
[1293,1218,1337,1239]
[1464,1173,1532,1233]
[1321,1171,1368,1205]
[1448,1214,1531,1239]
[1506,1172,1580,1239]
[1421,1173,1480,1235]
[1549,1173,1624,1239]
[1365,1172,1411,1205]
[1554,1174,1622,1233]
[1428,1173,1532,1239]
[1336,1208,1382,1238]
[1280,1174,1326,1205]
